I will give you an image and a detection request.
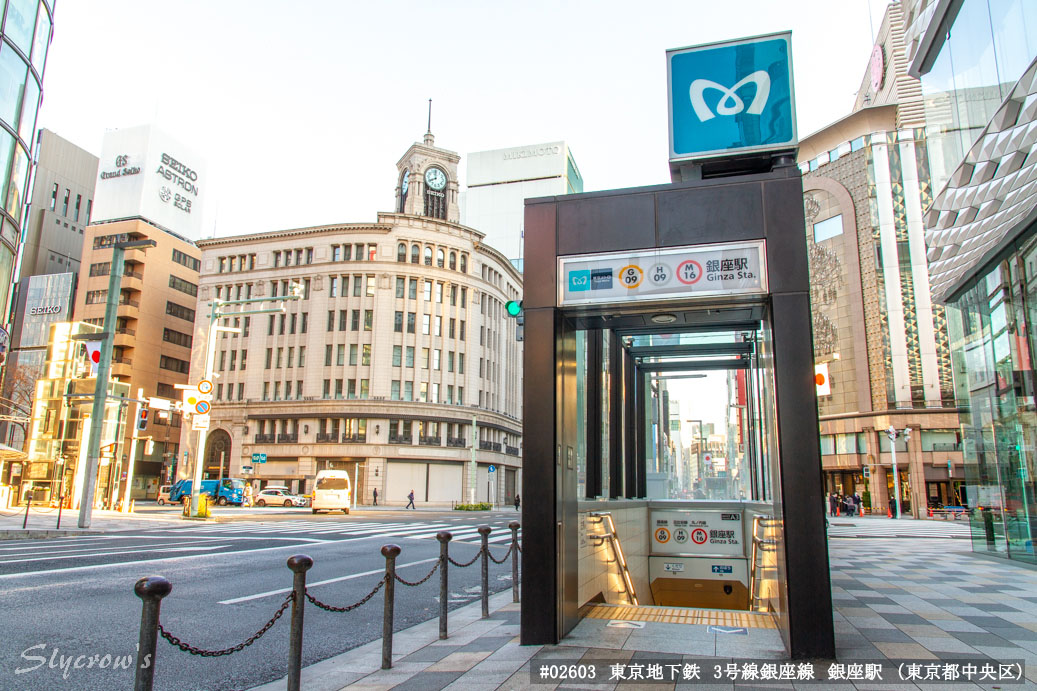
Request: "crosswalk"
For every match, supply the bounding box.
[826,518,970,539]
[168,520,522,545]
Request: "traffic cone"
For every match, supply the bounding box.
[887,506,892,518]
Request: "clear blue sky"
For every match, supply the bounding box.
[38,0,888,239]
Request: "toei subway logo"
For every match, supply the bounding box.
[689,71,770,122]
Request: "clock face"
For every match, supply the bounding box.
[425,167,447,191]
[401,170,409,194]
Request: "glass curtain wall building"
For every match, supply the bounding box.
[907,0,1037,563]
[0,0,53,321]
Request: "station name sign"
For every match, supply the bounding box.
[558,240,767,307]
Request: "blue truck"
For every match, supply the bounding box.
[168,478,245,506]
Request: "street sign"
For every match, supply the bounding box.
[197,379,214,394]
[242,465,253,473]
[191,415,210,431]
[195,400,211,415]
[488,464,496,473]
[251,453,267,463]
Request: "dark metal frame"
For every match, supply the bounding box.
[520,166,834,659]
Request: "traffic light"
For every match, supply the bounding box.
[136,408,149,432]
[505,300,524,342]
[144,439,155,455]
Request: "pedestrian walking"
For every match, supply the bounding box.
[847,493,856,517]
[889,497,898,518]
[828,492,837,517]
[244,483,254,508]
[853,492,862,515]
[372,487,378,506]
[514,493,521,511]
[406,490,415,509]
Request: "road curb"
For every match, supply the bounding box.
[0,529,96,540]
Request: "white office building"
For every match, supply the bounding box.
[461,142,583,271]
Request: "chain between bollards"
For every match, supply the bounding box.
[437,531,452,639]
[134,576,172,691]
[478,525,491,618]
[509,521,520,603]
[380,544,401,670]
[286,554,313,691]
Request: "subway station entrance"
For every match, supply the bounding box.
[520,166,835,659]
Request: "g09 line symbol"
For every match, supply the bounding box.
[619,265,643,289]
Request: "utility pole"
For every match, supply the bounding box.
[886,426,911,519]
[78,238,155,528]
[469,414,477,504]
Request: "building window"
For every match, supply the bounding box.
[351,310,360,331]
[449,251,457,270]
[392,345,402,367]
[159,355,190,374]
[408,278,418,299]
[166,301,196,322]
[411,244,420,263]
[405,346,415,367]
[395,277,405,297]
[329,276,338,298]
[422,315,431,335]
[391,380,400,400]
[437,249,445,268]
[394,311,403,332]
[172,249,200,271]
[74,194,82,222]
[169,275,198,297]
[460,255,468,273]
[397,243,407,262]
[364,310,373,331]
[407,312,416,333]
[61,188,69,216]
[162,328,192,348]
[49,183,57,210]
[366,275,376,297]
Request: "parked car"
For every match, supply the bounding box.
[169,478,246,506]
[156,485,172,505]
[255,488,309,507]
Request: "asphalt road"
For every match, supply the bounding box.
[0,510,522,691]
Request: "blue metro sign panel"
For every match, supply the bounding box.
[667,32,797,162]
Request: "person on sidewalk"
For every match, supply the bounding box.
[828,492,838,517]
[406,490,415,509]
[514,494,520,511]
[372,488,378,506]
[244,483,254,508]
[889,497,898,518]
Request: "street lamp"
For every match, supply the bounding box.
[187,285,302,516]
[886,426,911,518]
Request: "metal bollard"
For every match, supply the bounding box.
[22,495,31,530]
[56,494,64,530]
[381,544,401,670]
[286,554,313,691]
[437,532,452,639]
[509,521,520,602]
[134,576,172,691]
[478,525,491,618]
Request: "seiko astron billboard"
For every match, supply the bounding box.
[91,125,206,239]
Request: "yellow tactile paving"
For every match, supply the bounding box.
[585,604,776,629]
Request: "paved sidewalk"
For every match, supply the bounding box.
[250,536,1037,690]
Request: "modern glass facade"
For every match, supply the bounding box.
[913,0,1037,564]
[947,250,1037,564]
[0,0,52,320]
[919,0,1037,192]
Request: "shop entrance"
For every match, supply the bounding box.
[520,166,835,659]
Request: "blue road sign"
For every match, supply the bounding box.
[667,32,796,161]
[488,465,496,473]
[251,452,267,463]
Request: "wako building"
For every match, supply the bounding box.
[188,132,523,506]
[906,0,1037,563]
[461,141,582,271]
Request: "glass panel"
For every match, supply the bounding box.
[812,214,842,242]
[0,42,27,127]
[5,140,26,220]
[0,127,12,205]
[30,0,49,72]
[4,0,36,55]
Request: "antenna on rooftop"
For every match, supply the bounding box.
[427,99,432,133]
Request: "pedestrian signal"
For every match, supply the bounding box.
[136,408,149,431]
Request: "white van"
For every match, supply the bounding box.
[312,470,351,514]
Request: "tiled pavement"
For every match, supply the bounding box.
[252,536,1037,690]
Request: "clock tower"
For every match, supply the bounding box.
[395,130,460,223]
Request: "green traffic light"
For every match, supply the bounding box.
[506,300,522,317]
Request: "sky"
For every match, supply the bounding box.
[36,0,890,241]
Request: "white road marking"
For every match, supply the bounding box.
[0,540,332,579]
[218,557,440,604]
[0,544,231,565]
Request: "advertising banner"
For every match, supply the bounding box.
[92,125,206,240]
[558,240,766,307]
[651,509,744,557]
[667,32,796,162]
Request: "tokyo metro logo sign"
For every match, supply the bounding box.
[689,71,771,121]
[667,32,796,161]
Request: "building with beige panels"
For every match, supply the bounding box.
[797,3,962,517]
[73,219,200,498]
[183,133,523,506]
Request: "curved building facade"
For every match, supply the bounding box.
[0,0,53,320]
[187,134,524,506]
